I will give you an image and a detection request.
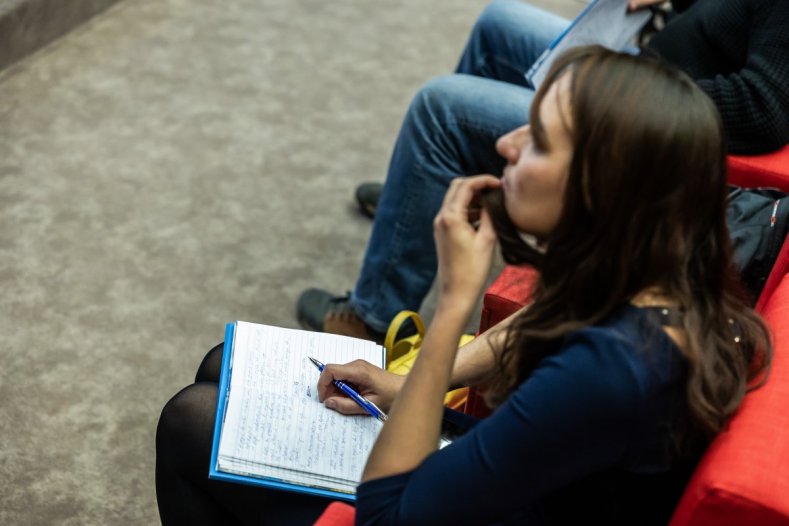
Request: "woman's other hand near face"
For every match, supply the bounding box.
[433,175,501,311]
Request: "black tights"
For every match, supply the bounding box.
[155,343,331,525]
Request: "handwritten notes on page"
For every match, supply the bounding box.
[216,321,386,495]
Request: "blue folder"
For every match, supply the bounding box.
[208,322,361,502]
[525,0,652,89]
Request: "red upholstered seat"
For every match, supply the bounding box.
[727,145,789,190]
[757,232,789,312]
[668,272,789,526]
[313,501,355,526]
[669,148,789,524]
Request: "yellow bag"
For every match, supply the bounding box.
[384,310,473,411]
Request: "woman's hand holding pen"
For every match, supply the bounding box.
[433,175,501,312]
[317,360,404,415]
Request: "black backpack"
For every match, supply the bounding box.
[727,186,789,303]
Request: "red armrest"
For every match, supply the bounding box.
[727,146,789,192]
[756,235,789,311]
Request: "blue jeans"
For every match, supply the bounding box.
[351,0,569,332]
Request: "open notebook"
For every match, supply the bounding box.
[209,321,386,501]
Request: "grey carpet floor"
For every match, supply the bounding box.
[0,0,582,524]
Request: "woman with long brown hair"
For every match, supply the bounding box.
[336,45,772,525]
[156,46,771,525]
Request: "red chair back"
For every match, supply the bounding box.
[727,145,789,190]
[668,272,789,526]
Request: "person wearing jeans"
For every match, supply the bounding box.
[297,0,789,341]
[297,0,569,340]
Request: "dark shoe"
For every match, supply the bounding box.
[355,182,383,218]
[297,288,385,344]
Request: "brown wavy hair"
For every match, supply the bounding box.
[481,46,772,456]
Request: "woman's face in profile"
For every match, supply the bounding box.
[496,73,574,239]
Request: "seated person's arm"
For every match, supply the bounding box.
[360,175,503,483]
[316,304,526,414]
[449,305,525,390]
[355,332,647,526]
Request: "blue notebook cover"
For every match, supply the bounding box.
[208,322,383,502]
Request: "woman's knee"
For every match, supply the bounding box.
[409,75,480,126]
[468,0,567,63]
[195,343,224,383]
[156,383,218,462]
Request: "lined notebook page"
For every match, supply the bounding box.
[217,321,385,493]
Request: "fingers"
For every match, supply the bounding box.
[319,361,386,416]
[324,396,373,415]
[443,175,501,207]
[439,175,501,225]
[317,360,371,401]
[627,0,664,11]
[316,360,404,417]
[466,190,487,225]
[476,207,496,242]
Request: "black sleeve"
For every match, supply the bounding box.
[695,1,789,153]
[355,331,645,526]
[671,0,697,13]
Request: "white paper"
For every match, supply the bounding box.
[216,321,385,494]
[526,0,652,89]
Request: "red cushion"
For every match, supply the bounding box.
[466,265,539,418]
[756,235,789,311]
[728,146,789,192]
[313,501,355,526]
[479,265,538,332]
[669,273,789,526]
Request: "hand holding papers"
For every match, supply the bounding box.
[526,0,653,89]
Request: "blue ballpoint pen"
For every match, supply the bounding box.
[308,356,388,423]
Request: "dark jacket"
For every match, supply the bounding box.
[649,0,789,154]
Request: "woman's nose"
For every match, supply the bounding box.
[496,125,528,163]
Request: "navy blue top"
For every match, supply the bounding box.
[356,305,696,526]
